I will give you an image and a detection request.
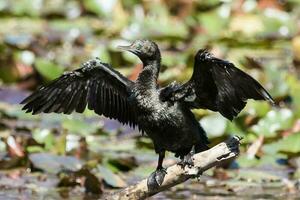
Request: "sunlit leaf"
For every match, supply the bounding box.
[35,58,64,80]
[200,113,227,138]
[251,108,294,138]
[265,65,289,98]
[62,118,100,136]
[237,154,287,168]
[32,129,55,151]
[263,132,300,155]
[9,0,41,17]
[246,101,271,118]
[83,0,118,17]
[29,153,83,174]
[198,9,229,36]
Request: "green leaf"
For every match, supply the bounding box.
[237,154,287,168]
[226,122,246,138]
[35,58,64,80]
[236,155,260,168]
[246,101,271,118]
[62,118,100,136]
[83,0,117,17]
[98,166,127,188]
[237,169,283,182]
[9,0,41,17]
[261,9,297,36]
[279,133,300,153]
[293,169,300,179]
[251,108,294,138]
[264,133,300,155]
[32,129,55,151]
[265,66,289,98]
[200,113,227,138]
[27,146,45,153]
[198,9,229,36]
[131,165,155,178]
[286,75,300,118]
[29,153,83,174]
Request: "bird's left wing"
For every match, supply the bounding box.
[160,50,274,120]
[21,58,139,128]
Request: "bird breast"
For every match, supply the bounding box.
[134,90,179,129]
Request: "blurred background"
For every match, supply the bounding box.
[0,0,300,199]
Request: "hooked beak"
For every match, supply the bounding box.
[118,45,139,55]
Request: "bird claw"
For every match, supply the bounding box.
[226,135,242,152]
[178,154,194,169]
[147,168,167,190]
[178,146,195,169]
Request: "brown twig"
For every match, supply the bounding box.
[109,136,241,200]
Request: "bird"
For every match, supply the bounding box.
[21,39,274,190]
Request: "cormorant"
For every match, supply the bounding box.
[21,40,274,190]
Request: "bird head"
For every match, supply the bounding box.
[118,40,161,65]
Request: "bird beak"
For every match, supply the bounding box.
[118,45,139,55]
[118,45,132,51]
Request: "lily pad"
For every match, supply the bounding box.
[263,132,300,155]
[29,153,83,174]
[237,154,287,168]
[237,169,283,182]
[251,108,294,138]
[62,118,100,136]
[98,166,127,188]
[200,113,227,138]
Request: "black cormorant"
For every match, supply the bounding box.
[21,40,274,189]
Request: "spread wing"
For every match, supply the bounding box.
[160,49,274,120]
[21,58,139,128]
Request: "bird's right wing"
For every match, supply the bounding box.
[21,58,139,128]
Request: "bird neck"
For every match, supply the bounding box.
[136,59,160,91]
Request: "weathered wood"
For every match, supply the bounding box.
[109,136,241,200]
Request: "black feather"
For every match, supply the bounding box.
[161,49,274,120]
[21,58,140,130]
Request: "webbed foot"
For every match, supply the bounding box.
[147,167,167,190]
[178,154,194,169]
[177,146,195,169]
[228,135,242,152]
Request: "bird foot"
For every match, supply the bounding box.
[227,135,242,152]
[147,168,167,190]
[178,154,194,169]
[178,146,195,169]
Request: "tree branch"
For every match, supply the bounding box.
[110,136,241,200]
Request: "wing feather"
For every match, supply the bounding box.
[75,86,87,113]
[21,58,140,128]
[160,50,274,120]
